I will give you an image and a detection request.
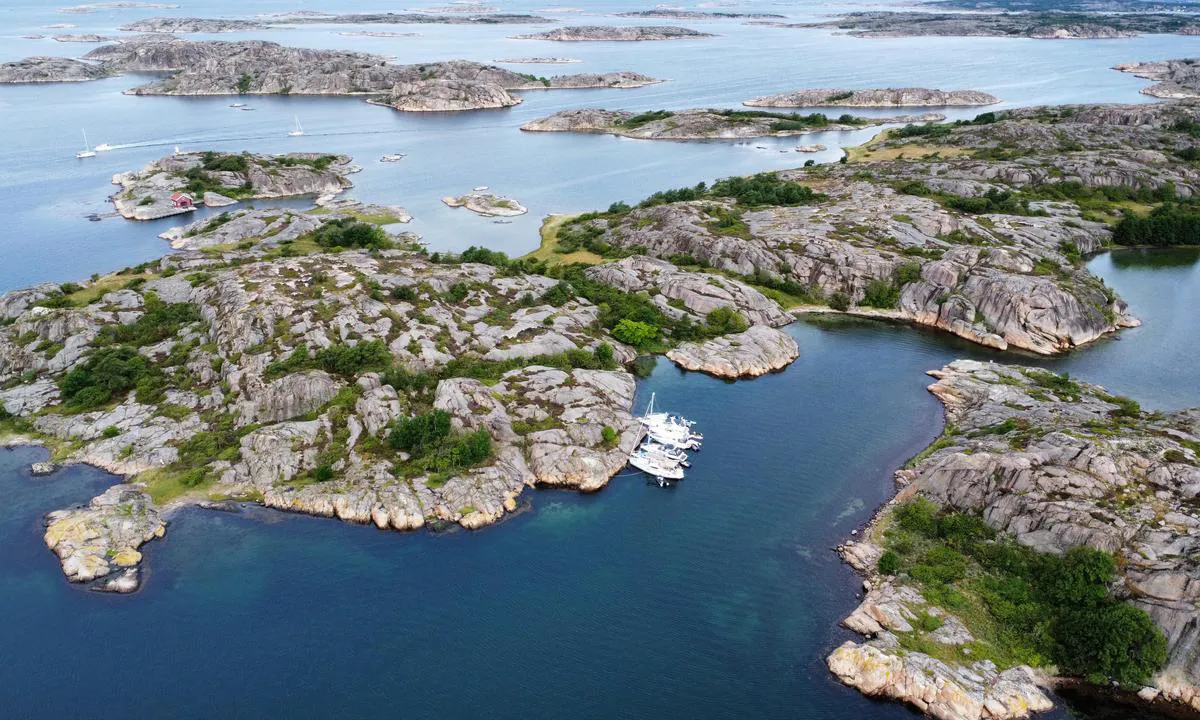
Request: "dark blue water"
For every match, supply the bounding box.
[2,249,1195,719]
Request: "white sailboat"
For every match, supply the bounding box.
[75,129,96,159]
[288,115,304,137]
[639,392,702,448]
[628,448,685,480]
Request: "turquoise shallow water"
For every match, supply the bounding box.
[1,249,1196,719]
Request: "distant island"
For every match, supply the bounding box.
[512,25,715,41]
[614,9,785,19]
[791,11,1200,38]
[120,12,553,32]
[745,88,999,108]
[0,38,659,112]
[521,108,945,140]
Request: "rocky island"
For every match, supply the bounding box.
[109,151,356,220]
[1115,59,1200,99]
[831,359,1200,717]
[441,192,529,217]
[512,25,715,41]
[521,107,944,140]
[799,11,1200,38]
[0,56,111,83]
[119,12,553,33]
[0,162,809,591]
[745,88,999,108]
[0,37,658,112]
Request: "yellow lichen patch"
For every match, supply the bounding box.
[112,548,142,566]
[844,130,970,164]
[44,516,94,548]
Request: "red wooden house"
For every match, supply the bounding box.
[170,192,194,209]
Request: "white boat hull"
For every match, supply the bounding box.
[628,453,684,480]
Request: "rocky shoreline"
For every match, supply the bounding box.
[745,88,999,108]
[1115,60,1200,99]
[521,107,945,140]
[442,192,529,217]
[829,360,1200,718]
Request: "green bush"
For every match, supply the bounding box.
[860,279,901,309]
[704,306,749,336]
[309,218,392,250]
[878,550,902,575]
[390,410,452,456]
[312,465,335,482]
[612,319,659,348]
[267,341,392,379]
[102,426,121,438]
[96,295,201,348]
[1113,203,1200,247]
[59,346,155,409]
[601,425,618,446]
[828,292,850,311]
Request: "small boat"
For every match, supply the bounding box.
[473,185,488,191]
[628,449,684,480]
[94,143,113,152]
[288,115,304,137]
[173,146,183,155]
[75,129,96,159]
[230,102,246,108]
[380,154,406,163]
[492,219,513,225]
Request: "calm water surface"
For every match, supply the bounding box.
[1,1,1199,717]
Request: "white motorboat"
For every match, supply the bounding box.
[230,102,247,108]
[288,115,304,137]
[639,393,702,447]
[94,143,113,152]
[647,425,701,451]
[380,154,406,163]
[473,185,488,191]
[75,129,96,158]
[628,449,684,480]
[640,441,689,467]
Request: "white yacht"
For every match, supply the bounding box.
[628,449,684,480]
[380,154,406,163]
[75,129,96,159]
[640,441,689,467]
[288,116,304,137]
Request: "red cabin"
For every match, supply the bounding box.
[170,192,194,209]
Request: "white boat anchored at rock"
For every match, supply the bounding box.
[628,393,702,485]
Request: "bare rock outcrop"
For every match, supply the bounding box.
[665,325,799,379]
[43,485,165,591]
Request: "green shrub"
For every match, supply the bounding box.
[612,319,659,348]
[878,550,902,575]
[308,218,392,250]
[95,295,201,348]
[390,410,452,456]
[312,465,335,482]
[102,426,121,438]
[59,346,155,409]
[828,292,850,311]
[704,306,749,336]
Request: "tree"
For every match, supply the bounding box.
[704,307,749,336]
[1054,603,1167,686]
[390,410,452,455]
[236,72,252,94]
[612,319,659,348]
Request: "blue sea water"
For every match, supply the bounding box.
[2,1,1200,717]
